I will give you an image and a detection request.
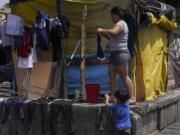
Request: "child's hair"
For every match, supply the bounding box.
[114,90,129,103]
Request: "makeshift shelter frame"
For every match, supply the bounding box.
[80,5,87,100]
[55,0,68,99]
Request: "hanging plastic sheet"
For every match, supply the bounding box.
[168,30,180,88]
[138,26,168,100]
[137,0,176,19]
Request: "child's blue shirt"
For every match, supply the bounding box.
[108,102,131,129]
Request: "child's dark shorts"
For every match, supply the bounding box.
[115,128,130,135]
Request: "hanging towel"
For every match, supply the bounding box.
[96,33,105,60]
[17,31,32,58]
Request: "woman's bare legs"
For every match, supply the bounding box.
[116,65,135,101]
[109,64,117,100]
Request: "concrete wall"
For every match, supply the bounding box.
[131,89,180,135]
[0,89,180,135]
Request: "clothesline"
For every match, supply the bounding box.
[30,3,56,17]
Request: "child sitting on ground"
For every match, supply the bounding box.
[105,90,131,135]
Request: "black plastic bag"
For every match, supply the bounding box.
[0,47,13,82]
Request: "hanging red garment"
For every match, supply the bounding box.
[17,31,32,58]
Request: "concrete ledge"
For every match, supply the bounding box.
[131,112,143,135]
[178,101,180,120]
[131,89,180,135]
[0,89,180,135]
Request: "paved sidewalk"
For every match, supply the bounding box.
[156,121,180,135]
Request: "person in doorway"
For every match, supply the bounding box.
[105,90,131,135]
[97,6,135,103]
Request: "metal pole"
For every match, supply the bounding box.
[56,0,68,98]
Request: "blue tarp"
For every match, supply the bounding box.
[67,64,126,95]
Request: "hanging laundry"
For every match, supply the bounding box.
[0,98,26,124]
[18,57,32,69]
[18,53,34,69]
[32,33,37,62]
[6,14,24,36]
[17,28,37,69]
[58,15,70,39]
[45,19,50,38]
[123,11,138,57]
[37,10,51,38]
[96,33,105,60]
[0,21,14,47]
[14,36,23,48]
[33,15,49,50]
[50,17,63,61]
[17,31,32,58]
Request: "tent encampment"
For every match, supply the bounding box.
[9,0,177,100]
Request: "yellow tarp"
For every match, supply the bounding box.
[11,0,56,27]
[11,0,170,101]
[138,26,168,100]
[147,12,177,31]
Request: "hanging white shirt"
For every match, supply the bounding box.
[18,48,37,69]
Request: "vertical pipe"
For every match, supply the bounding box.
[56,0,68,98]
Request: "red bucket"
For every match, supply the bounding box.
[85,84,100,103]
